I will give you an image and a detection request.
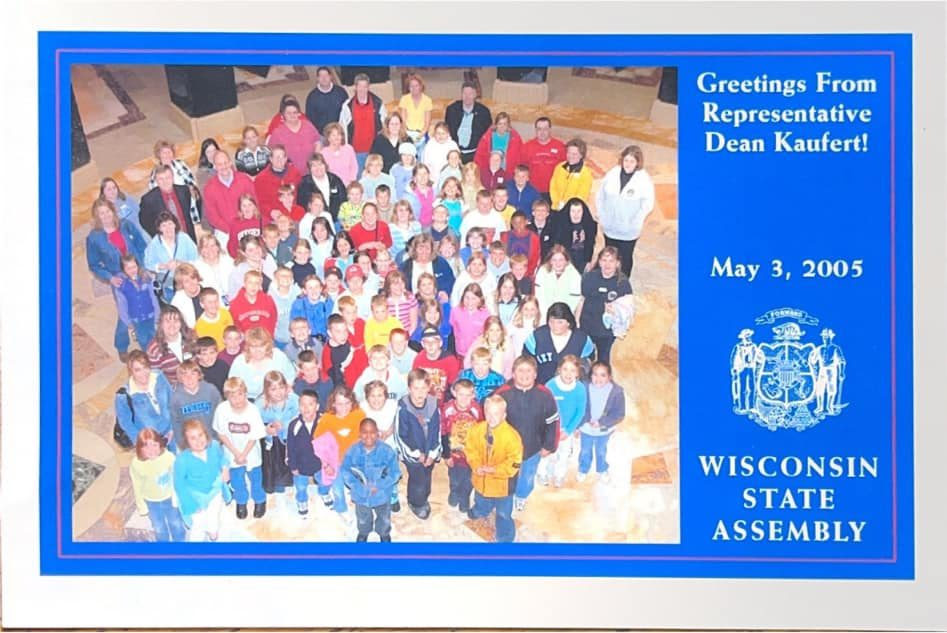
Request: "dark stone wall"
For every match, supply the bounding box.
[338,66,392,85]
[165,65,238,118]
[71,89,91,171]
[658,67,678,105]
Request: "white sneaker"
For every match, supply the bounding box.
[553,477,564,488]
[537,474,550,486]
[600,471,611,484]
[576,472,588,483]
[513,497,526,512]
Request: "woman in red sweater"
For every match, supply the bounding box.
[473,112,523,184]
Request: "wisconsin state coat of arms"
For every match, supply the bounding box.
[730,308,847,431]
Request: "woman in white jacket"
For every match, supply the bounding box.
[533,244,582,319]
[595,145,655,277]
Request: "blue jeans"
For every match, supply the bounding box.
[355,503,392,540]
[230,465,265,505]
[132,319,157,350]
[514,452,541,500]
[315,471,348,513]
[145,498,187,542]
[579,432,611,474]
[469,492,515,542]
[448,463,473,509]
[114,316,130,354]
[293,473,316,504]
[404,461,434,509]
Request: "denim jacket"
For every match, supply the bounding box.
[85,221,148,282]
[341,441,401,507]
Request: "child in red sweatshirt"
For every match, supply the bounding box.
[501,211,541,276]
[228,269,278,337]
[440,378,482,513]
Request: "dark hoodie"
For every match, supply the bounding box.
[395,394,442,464]
[551,197,598,272]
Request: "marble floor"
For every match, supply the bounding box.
[70,67,679,544]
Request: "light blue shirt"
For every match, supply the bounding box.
[458,109,475,148]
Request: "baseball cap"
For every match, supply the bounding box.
[345,265,364,282]
[420,326,440,340]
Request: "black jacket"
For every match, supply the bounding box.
[495,381,560,459]
[139,184,196,240]
[297,172,346,221]
[550,197,598,272]
[445,100,492,154]
[370,133,408,173]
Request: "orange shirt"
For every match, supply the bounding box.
[316,408,364,457]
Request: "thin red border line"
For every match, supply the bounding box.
[53,48,896,57]
[54,47,900,565]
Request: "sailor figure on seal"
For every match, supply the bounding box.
[730,328,765,413]
[809,328,847,416]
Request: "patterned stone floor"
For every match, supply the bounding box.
[70,84,679,544]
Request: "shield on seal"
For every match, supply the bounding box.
[757,340,817,406]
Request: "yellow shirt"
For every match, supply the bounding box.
[194,308,234,350]
[398,93,433,132]
[129,451,177,514]
[497,204,517,229]
[364,315,403,350]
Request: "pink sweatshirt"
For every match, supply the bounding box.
[449,307,490,357]
[320,143,359,185]
[311,432,340,484]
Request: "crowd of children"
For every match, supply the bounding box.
[86,73,654,543]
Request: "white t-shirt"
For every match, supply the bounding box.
[551,331,571,354]
[297,211,335,243]
[212,401,267,469]
[451,270,497,307]
[459,210,507,245]
[167,336,184,362]
[410,260,434,292]
[422,138,460,182]
[361,399,399,449]
[194,254,235,302]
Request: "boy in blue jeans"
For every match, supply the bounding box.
[342,418,401,542]
[286,390,324,516]
[212,377,267,519]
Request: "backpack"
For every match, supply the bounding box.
[113,387,135,449]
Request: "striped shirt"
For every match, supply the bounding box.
[387,293,418,331]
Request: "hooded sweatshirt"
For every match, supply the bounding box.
[395,394,442,464]
[551,197,598,272]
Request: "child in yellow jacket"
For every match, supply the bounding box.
[464,394,523,542]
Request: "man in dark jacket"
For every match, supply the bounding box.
[445,81,492,164]
[305,66,349,134]
[495,355,560,512]
[140,164,196,240]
